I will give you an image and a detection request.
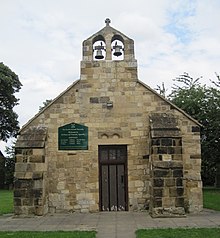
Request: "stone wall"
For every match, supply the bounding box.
[150,161,185,217]
[149,113,184,217]
[15,65,202,214]
[14,127,48,215]
[182,125,203,213]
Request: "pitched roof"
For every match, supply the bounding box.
[19,78,201,134]
[84,23,133,43]
[16,126,47,148]
[138,80,202,127]
[19,80,80,132]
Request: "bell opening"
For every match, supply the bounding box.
[111,40,124,60]
[93,40,106,60]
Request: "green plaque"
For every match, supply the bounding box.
[58,123,88,150]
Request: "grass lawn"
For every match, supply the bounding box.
[136,228,220,238]
[0,190,13,215]
[0,231,96,238]
[203,188,220,211]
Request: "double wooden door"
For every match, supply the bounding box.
[99,145,128,211]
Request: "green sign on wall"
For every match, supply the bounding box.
[58,123,88,150]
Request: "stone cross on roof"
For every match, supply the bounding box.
[105,18,111,26]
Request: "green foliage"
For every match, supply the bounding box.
[136,228,220,238]
[155,82,167,97]
[0,154,5,189]
[0,62,22,142]
[0,190,13,215]
[169,73,204,117]
[4,156,15,187]
[169,72,220,185]
[39,99,53,112]
[0,143,16,188]
[211,72,220,88]
[0,144,15,188]
[0,231,96,238]
[203,188,220,211]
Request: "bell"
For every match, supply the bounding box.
[95,44,104,59]
[95,49,104,59]
[113,42,122,57]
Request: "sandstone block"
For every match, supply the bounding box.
[15,163,27,172]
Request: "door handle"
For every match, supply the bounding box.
[121,175,124,183]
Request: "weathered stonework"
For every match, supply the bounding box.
[14,19,203,216]
[14,127,48,215]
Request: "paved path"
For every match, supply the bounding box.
[0,210,220,238]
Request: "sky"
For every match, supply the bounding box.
[1,0,220,154]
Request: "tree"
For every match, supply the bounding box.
[4,143,16,188]
[155,82,167,97]
[0,151,5,189]
[169,72,205,118]
[39,99,52,112]
[210,72,220,187]
[169,72,220,185]
[0,62,22,141]
[211,72,220,88]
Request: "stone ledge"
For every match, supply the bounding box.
[96,138,133,145]
[153,161,183,168]
[150,207,186,218]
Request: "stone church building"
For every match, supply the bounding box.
[14,19,203,217]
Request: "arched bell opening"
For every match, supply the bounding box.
[111,35,124,61]
[93,35,106,60]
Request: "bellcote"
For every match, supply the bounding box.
[82,18,135,61]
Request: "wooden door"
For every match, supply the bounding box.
[99,145,128,211]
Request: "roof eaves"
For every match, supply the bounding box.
[84,25,133,42]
